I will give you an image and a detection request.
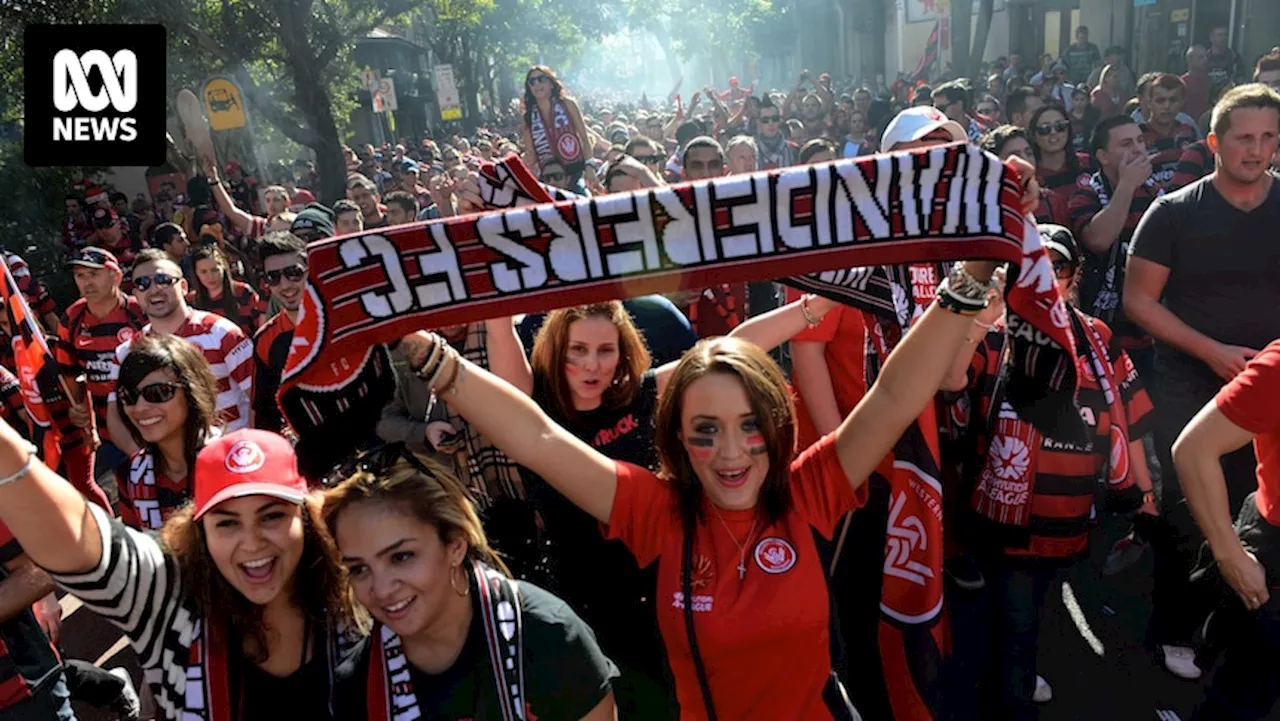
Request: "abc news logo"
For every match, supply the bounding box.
[24,25,166,167]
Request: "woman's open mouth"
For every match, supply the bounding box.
[239,557,277,584]
[716,468,750,488]
[382,596,417,621]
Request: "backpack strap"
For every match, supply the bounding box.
[474,560,526,721]
[682,523,719,721]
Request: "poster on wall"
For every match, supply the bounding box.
[908,0,1005,23]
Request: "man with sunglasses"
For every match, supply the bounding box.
[253,232,310,434]
[56,247,146,481]
[106,249,254,455]
[753,96,796,169]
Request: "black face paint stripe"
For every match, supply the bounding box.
[687,436,715,447]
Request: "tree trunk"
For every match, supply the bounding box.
[649,24,683,91]
[950,0,972,80]
[285,45,346,203]
[968,0,995,80]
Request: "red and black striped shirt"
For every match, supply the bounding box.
[252,310,295,434]
[1035,153,1094,226]
[1170,139,1214,191]
[962,317,1153,559]
[188,280,265,336]
[1141,120,1200,191]
[55,293,146,443]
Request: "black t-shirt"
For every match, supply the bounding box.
[233,622,337,720]
[335,581,618,721]
[1129,176,1280,362]
[541,370,660,470]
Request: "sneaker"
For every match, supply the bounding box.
[1160,644,1203,681]
[944,554,986,591]
[1103,532,1148,576]
[108,667,140,721]
[1033,675,1052,703]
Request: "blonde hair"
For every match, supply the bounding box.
[322,453,510,577]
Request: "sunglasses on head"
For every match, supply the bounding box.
[132,272,180,292]
[119,381,182,407]
[1036,120,1071,136]
[76,249,111,265]
[1052,259,1076,279]
[264,264,307,286]
[325,441,441,489]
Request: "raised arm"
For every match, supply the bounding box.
[204,159,259,235]
[835,261,998,490]
[483,316,534,395]
[0,419,104,574]
[401,332,618,523]
[653,294,836,396]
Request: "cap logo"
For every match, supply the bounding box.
[225,440,265,474]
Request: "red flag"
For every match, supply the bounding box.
[0,260,63,431]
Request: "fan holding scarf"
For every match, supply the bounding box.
[521,66,592,190]
[941,224,1156,718]
[0,422,362,721]
[325,445,619,721]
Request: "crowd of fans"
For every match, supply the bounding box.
[0,25,1277,721]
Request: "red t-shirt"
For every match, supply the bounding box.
[784,288,866,451]
[1215,339,1280,525]
[606,434,867,720]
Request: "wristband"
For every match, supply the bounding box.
[0,440,38,487]
[800,295,823,328]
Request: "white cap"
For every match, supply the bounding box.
[879,106,968,153]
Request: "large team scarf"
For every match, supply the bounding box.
[527,97,582,170]
[279,146,1082,450]
[367,561,525,721]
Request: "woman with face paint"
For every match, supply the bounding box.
[940,225,1156,717]
[525,297,836,718]
[394,257,1002,720]
[0,420,362,720]
[325,448,619,721]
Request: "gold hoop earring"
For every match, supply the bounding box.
[449,562,470,597]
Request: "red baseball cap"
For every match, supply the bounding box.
[192,430,308,520]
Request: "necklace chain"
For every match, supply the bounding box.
[712,507,758,581]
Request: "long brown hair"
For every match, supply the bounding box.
[653,337,796,529]
[523,65,568,129]
[531,301,651,420]
[117,334,219,479]
[160,494,363,663]
[322,453,510,577]
[190,244,238,322]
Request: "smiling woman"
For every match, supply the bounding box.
[323,447,619,721]
[0,425,363,720]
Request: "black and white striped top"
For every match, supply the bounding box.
[49,503,201,721]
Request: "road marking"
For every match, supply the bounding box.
[94,635,132,668]
[1061,581,1105,656]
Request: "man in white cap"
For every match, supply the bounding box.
[879,105,969,152]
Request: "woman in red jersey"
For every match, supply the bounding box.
[392,255,1001,720]
[189,244,264,334]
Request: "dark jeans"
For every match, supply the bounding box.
[1191,495,1280,720]
[62,659,128,708]
[988,560,1056,721]
[2,673,76,720]
[1149,355,1258,646]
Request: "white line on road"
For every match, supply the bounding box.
[1062,581,1105,656]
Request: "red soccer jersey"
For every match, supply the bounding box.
[109,309,254,431]
[784,287,867,451]
[1215,340,1280,526]
[114,447,190,530]
[1141,120,1200,191]
[56,294,146,442]
[606,434,867,720]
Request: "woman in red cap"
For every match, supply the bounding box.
[324,446,619,720]
[0,420,361,720]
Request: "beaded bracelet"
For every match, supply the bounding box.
[800,295,822,328]
[936,283,987,316]
[414,335,447,383]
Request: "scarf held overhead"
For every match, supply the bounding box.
[280,146,1079,443]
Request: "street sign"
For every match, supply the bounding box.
[201,77,246,131]
[361,67,378,89]
[378,78,398,112]
[435,64,462,120]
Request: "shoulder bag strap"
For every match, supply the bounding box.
[682,524,718,721]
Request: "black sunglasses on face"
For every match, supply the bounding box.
[119,381,182,407]
[1052,259,1076,279]
[132,272,180,292]
[528,75,550,86]
[1036,120,1071,136]
[633,154,662,166]
[759,115,780,124]
[264,264,308,286]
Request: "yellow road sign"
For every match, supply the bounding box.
[202,77,247,131]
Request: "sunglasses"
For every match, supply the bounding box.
[528,75,551,86]
[132,272,180,292]
[75,249,112,265]
[759,116,780,124]
[1036,120,1071,136]
[978,106,997,116]
[686,160,724,173]
[325,441,441,489]
[632,154,663,166]
[119,381,182,407]
[1052,259,1076,280]
[264,264,307,286]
